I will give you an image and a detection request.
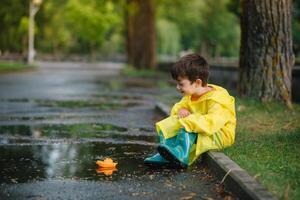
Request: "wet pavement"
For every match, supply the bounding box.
[0,62,223,199]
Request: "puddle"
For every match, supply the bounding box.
[35,99,141,109]
[0,134,159,146]
[0,143,160,183]
[0,142,211,182]
[0,124,161,146]
[0,142,221,199]
[0,98,31,103]
[0,124,127,138]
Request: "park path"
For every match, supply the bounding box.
[0,61,223,199]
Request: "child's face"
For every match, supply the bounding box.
[176,77,200,96]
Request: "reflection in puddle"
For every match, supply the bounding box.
[40,144,78,178]
[96,167,117,176]
[0,142,209,186]
[0,142,154,183]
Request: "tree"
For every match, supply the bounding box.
[157,0,240,58]
[239,0,294,108]
[37,0,121,54]
[198,0,240,57]
[0,0,28,53]
[126,0,156,69]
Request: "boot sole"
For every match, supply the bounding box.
[157,145,188,169]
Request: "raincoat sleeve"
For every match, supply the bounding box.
[170,96,189,116]
[179,100,231,136]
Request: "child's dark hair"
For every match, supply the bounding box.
[171,53,209,86]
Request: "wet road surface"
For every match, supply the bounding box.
[0,62,223,199]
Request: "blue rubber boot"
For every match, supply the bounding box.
[157,128,197,168]
[144,132,177,167]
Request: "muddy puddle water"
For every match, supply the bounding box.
[0,142,220,200]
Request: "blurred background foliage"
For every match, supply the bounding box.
[0,0,299,60]
[293,0,300,59]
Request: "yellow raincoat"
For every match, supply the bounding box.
[156,84,236,164]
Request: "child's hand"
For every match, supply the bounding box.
[178,108,191,118]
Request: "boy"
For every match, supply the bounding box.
[144,53,236,168]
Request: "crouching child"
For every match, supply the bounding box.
[144,53,236,168]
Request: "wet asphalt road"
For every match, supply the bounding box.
[0,62,223,200]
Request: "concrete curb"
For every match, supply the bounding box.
[155,102,278,200]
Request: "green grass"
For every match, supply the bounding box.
[223,99,300,200]
[0,61,35,73]
[35,99,133,110]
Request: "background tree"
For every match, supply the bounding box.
[239,0,294,108]
[126,0,156,69]
[157,0,240,59]
[197,0,240,58]
[2,0,298,67]
[37,0,122,56]
[0,0,28,54]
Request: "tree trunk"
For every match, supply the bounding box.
[126,0,156,69]
[239,0,294,108]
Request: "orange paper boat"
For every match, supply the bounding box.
[96,158,118,168]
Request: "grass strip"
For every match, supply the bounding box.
[225,99,300,200]
[0,61,35,73]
